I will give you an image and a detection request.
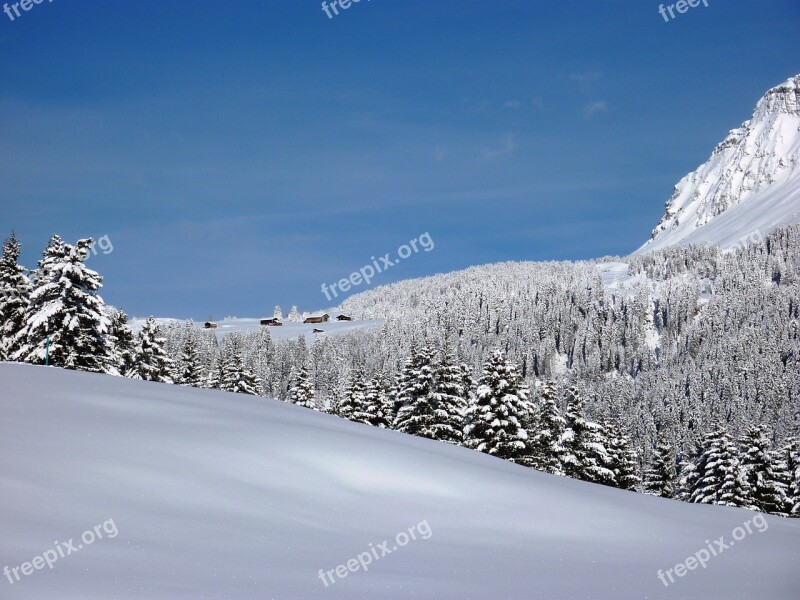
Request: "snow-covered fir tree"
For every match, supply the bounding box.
[175,324,204,387]
[106,307,136,377]
[13,236,113,373]
[430,349,468,444]
[273,305,283,321]
[0,232,29,361]
[130,317,173,383]
[339,367,371,424]
[606,419,641,491]
[560,386,615,485]
[287,305,300,323]
[529,380,565,474]
[643,439,677,498]
[362,373,392,428]
[687,427,748,507]
[464,349,533,464]
[740,425,788,514]
[220,348,261,396]
[393,345,440,440]
[288,363,317,409]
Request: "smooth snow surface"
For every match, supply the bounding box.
[1,364,798,599]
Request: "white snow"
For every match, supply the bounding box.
[129,316,384,344]
[1,363,798,599]
[636,74,800,254]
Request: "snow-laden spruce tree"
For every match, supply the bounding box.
[287,305,300,323]
[130,317,173,383]
[13,236,113,373]
[273,305,283,321]
[0,232,30,361]
[740,425,788,514]
[289,362,317,409]
[643,439,677,498]
[175,325,204,387]
[106,307,136,377]
[393,345,440,439]
[339,367,371,424]
[606,419,641,491]
[221,347,261,395]
[203,353,225,390]
[560,386,615,485]
[464,349,533,464]
[362,373,392,428]
[772,438,800,515]
[529,380,565,474]
[430,350,468,445]
[687,427,749,507]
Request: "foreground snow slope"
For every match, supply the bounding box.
[1,364,798,599]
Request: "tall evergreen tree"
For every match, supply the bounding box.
[0,232,30,361]
[740,425,787,514]
[644,439,677,498]
[339,367,371,423]
[130,317,173,383]
[362,373,392,428]
[464,349,533,464]
[220,345,261,395]
[106,307,136,377]
[430,350,468,444]
[529,380,565,474]
[606,419,641,491]
[688,427,748,507]
[393,346,440,439]
[13,237,113,373]
[288,363,317,409]
[176,325,203,387]
[560,386,615,485]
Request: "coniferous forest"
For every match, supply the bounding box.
[1,226,799,516]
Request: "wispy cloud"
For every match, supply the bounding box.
[502,100,522,110]
[570,71,603,90]
[582,101,608,118]
[480,133,516,160]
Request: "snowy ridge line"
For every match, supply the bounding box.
[637,74,800,254]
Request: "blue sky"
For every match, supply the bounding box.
[1,0,798,319]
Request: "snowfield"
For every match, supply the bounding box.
[129,317,385,343]
[1,363,798,599]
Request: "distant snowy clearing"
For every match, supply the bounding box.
[129,316,384,343]
[1,364,798,599]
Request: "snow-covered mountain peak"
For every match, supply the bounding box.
[636,74,800,254]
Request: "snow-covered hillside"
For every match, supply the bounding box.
[1,363,799,599]
[637,74,800,254]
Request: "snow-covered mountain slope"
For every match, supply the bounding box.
[2,363,799,599]
[636,74,800,254]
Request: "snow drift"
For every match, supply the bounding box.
[1,363,798,599]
